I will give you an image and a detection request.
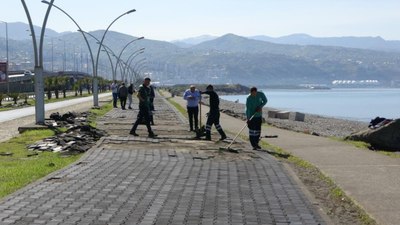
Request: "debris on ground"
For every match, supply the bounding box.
[27,112,107,153]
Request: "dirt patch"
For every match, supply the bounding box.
[102,138,258,161]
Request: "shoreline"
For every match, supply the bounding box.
[219,98,369,138]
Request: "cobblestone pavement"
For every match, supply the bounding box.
[0,96,326,225]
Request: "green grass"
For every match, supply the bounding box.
[166,97,188,118]
[0,92,93,112]
[331,137,400,158]
[0,130,81,198]
[88,101,113,127]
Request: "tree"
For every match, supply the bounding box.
[83,77,91,94]
[0,93,5,106]
[19,93,29,104]
[44,77,53,100]
[73,81,79,97]
[8,93,20,105]
[61,76,70,98]
[53,77,60,99]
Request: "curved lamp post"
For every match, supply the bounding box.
[113,36,144,79]
[93,9,135,107]
[129,58,146,83]
[41,1,96,103]
[21,0,55,124]
[80,30,118,81]
[121,48,144,81]
[0,21,9,93]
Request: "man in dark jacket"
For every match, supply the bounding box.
[200,84,227,141]
[129,77,157,138]
[118,82,128,110]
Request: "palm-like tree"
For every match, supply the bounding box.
[8,93,20,105]
[58,76,69,98]
[44,77,53,100]
[83,77,92,94]
[53,77,60,99]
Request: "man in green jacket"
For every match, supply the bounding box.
[246,87,268,150]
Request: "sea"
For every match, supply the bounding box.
[220,88,400,122]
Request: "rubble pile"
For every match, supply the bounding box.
[27,112,107,153]
[346,118,400,151]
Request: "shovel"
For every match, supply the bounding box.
[220,113,256,151]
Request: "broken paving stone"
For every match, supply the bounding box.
[27,111,106,154]
[52,146,63,152]
[27,152,39,157]
[0,152,13,156]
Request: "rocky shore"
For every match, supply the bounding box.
[219,99,369,138]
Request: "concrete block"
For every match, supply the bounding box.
[294,112,305,121]
[268,110,279,118]
[277,111,290,119]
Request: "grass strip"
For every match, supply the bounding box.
[0,129,80,199]
[166,97,188,118]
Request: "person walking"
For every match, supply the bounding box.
[246,86,268,150]
[111,80,119,108]
[129,77,157,138]
[200,84,227,141]
[127,83,135,109]
[118,82,128,110]
[183,85,201,132]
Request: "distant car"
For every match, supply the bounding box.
[24,70,32,76]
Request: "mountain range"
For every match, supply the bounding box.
[1,22,400,87]
[174,33,400,53]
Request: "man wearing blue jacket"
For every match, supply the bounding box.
[246,87,268,150]
[183,85,201,132]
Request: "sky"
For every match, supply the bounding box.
[1,0,400,41]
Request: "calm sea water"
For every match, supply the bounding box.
[220,88,400,122]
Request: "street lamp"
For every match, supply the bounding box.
[0,21,9,94]
[122,48,144,80]
[79,30,117,81]
[42,1,135,107]
[41,1,98,105]
[21,0,55,125]
[113,36,144,79]
[129,58,146,82]
[93,9,136,107]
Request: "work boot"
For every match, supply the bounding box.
[205,131,211,141]
[129,131,139,136]
[252,145,262,150]
[218,130,227,140]
[148,132,158,138]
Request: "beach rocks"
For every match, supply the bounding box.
[346,119,400,151]
[28,112,107,153]
[218,99,368,138]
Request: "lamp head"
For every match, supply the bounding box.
[126,9,136,14]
